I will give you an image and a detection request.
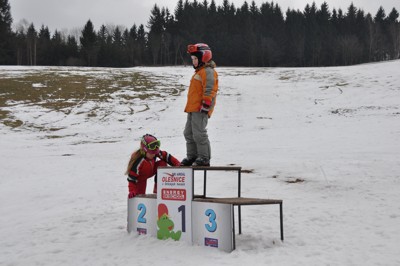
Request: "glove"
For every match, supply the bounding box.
[128,182,138,198]
[200,100,211,114]
[153,183,157,194]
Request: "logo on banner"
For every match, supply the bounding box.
[161,172,186,186]
[205,237,219,248]
[161,188,186,201]
[157,167,192,243]
[137,228,147,235]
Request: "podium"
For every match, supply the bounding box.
[127,166,283,252]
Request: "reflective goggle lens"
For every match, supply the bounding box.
[146,140,160,150]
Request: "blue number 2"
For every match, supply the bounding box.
[137,203,146,223]
[205,209,217,232]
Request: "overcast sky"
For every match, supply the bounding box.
[8,0,400,33]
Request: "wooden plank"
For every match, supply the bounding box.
[136,194,157,199]
[193,197,282,205]
[191,166,242,171]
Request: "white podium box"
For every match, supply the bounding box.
[127,166,284,252]
[127,195,157,237]
[192,201,234,252]
[157,167,193,243]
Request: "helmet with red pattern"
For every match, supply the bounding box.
[140,134,160,155]
[187,43,212,63]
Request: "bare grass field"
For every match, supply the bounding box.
[0,67,183,134]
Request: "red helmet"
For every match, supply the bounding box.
[187,43,212,63]
[140,134,160,155]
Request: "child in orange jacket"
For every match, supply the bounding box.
[181,43,218,167]
[125,134,180,198]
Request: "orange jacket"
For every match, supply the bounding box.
[184,61,218,117]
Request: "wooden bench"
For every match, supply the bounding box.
[190,166,284,244]
[193,197,284,247]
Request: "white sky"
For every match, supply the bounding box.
[8,0,400,33]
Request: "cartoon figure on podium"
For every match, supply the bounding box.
[157,203,182,241]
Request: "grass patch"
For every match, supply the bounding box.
[0,71,152,111]
[0,67,183,131]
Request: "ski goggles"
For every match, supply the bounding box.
[144,139,161,150]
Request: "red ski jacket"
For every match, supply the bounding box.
[127,151,180,194]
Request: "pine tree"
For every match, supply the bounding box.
[316,2,332,66]
[205,0,218,57]
[50,30,65,65]
[0,0,13,64]
[169,1,185,65]
[0,0,12,35]
[65,35,80,65]
[26,23,37,65]
[147,4,164,64]
[339,3,362,65]
[97,25,112,66]
[14,29,26,65]
[355,9,369,63]
[215,0,236,65]
[235,1,251,65]
[80,20,98,66]
[124,25,136,66]
[111,27,126,67]
[374,7,387,61]
[366,13,375,62]
[37,25,51,65]
[3,0,400,67]
[136,24,147,65]
[285,8,305,66]
[122,29,131,66]
[386,8,400,59]
[303,3,318,66]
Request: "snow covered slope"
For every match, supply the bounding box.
[1,60,399,265]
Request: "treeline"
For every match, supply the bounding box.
[1,0,399,67]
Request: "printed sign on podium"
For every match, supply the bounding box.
[192,201,234,252]
[157,167,193,243]
[127,196,157,236]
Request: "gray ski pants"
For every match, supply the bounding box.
[183,112,211,160]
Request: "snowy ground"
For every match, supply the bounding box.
[1,60,400,266]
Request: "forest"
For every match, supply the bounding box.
[0,0,399,67]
